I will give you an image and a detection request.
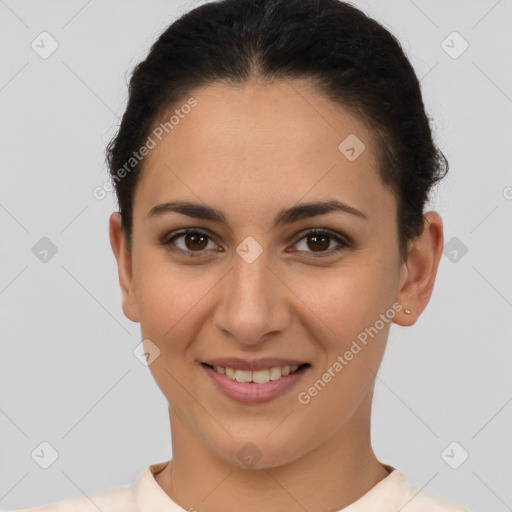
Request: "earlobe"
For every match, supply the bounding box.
[109,212,140,323]
[394,212,444,326]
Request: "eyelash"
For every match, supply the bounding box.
[160,228,352,258]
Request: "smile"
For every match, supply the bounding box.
[204,363,308,383]
[201,361,311,404]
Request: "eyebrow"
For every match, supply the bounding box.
[147,199,368,227]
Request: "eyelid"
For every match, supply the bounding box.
[292,227,352,245]
[161,228,220,257]
[287,228,352,256]
[161,227,352,257]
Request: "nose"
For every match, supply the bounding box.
[212,249,291,346]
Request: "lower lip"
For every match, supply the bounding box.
[201,363,309,404]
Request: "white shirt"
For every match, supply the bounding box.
[5,461,471,511]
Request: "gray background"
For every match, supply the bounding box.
[1,1,511,511]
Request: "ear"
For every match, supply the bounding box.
[394,211,444,326]
[109,212,139,323]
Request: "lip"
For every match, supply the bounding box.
[201,362,310,404]
[202,357,308,372]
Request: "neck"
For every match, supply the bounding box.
[155,401,390,512]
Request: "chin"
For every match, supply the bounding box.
[208,431,309,471]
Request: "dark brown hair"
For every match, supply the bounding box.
[105,0,448,260]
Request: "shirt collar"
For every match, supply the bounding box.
[133,461,406,511]
[133,461,187,511]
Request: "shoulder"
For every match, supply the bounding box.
[3,461,172,512]
[392,470,471,511]
[2,482,136,512]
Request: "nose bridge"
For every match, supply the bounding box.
[213,249,288,344]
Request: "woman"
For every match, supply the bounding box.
[11,0,470,510]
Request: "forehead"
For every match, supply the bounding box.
[134,79,393,222]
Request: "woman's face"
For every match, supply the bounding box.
[112,79,412,468]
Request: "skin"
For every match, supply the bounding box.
[109,78,444,512]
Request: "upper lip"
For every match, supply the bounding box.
[202,357,309,372]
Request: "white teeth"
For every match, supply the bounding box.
[210,364,304,383]
[252,369,270,383]
[269,367,282,380]
[235,370,252,382]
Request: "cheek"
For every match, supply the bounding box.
[134,261,212,403]
[292,259,396,342]
[291,257,396,409]
[294,267,392,419]
[133,255,210,351]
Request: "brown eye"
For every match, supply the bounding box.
[307,234,331,252]
[183,232,208,251]
[293,229,351,256]
[163,229,219,256]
